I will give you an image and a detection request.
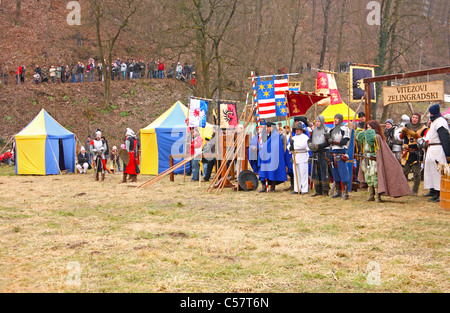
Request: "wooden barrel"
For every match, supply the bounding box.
[440,177,450,211]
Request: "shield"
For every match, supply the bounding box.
[238,170,259,191]
[119,149,130,166]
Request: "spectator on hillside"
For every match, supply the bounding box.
[0,64,3,86]
[121,61,127,80]
[111,62,118,81]
[15,65,23,84]
[49,65,56,83]
[63,65,70,83]
[128,60,134,79]
[76,31,82,46]
[139,59,146,79]
[97,63,103,81]
[176,62,183,79]
[134,59,140,79]
[56,64,61,83]
[147,60,155,79]
[20,65,26,83]
[166,65,174,79]
[35,64,41,76]
[87,58,95,82]
[33,72,41,84]
[70,63,77,83]
[77,62,84,82]
[3,63,9,85]
[41,65,48,83]
[183,62,191,80]
[157,59,164,78]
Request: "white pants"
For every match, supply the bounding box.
[293,161,309,193]
[76,163,89,174]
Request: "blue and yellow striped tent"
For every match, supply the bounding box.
[14,109,76,175]
[140,101,214,175]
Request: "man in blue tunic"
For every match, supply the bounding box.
[258,122,288,192]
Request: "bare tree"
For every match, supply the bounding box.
[89,0,140,108]
[318,0,333,69]
[14,0,21,26]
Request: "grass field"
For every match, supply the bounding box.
[0,165,448,293]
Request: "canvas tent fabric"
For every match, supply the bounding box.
[14,109,76,175]
[140,101,214,175]
[320,101,358,127]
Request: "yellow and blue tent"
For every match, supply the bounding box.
[320,101,358,127]
[14,109,76,175]
[140,101,214,175]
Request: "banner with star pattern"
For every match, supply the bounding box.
[254,75,289,118]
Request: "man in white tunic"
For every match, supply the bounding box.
[288,122,310,195]
[424,104,450,203]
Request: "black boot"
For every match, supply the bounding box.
[311,182,322,197]
[268,181,276,193]
[429,190,440,202]
[423,189,436,197]
[259,184,267,193]
[342,183,349,200]
[330,182,342,198]
[322,184,330,196]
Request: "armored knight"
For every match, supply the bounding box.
[328,114,351,200]
[392,114,410,162]
[90,130,107,181]
[399,113,427,196]
[308,115,331,196]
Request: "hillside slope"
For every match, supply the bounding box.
[0,78,193,149]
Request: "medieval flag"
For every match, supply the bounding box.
[315,71,343,106]
[188,98,209,128]
[218,100,238,129]
[254,76,290,118]
[275,77,289,116]
[349,65,376,103]
[286,91,331,117]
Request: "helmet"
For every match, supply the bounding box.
[400,114,410,126]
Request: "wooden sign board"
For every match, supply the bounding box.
[383,80,444,106]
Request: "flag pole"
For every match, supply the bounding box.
[347,71,351,126]
[185,96,191,183]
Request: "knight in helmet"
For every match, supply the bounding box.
[391,114,410,163]
[308,115,331,196]
[90,129,107,181]
[123,128,140,183]
[328,114,351,200]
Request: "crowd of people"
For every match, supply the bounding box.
[2,100,448,204]
[74,128,141,183]
[0,58,196,87]
[241,103,449,204]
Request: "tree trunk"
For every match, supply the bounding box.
[14,0,22,26]
[335,0,347,72]
[319,0,332,69]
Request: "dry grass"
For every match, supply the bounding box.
[0,165,448,293]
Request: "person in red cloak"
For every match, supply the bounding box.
[123,128,140,183]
